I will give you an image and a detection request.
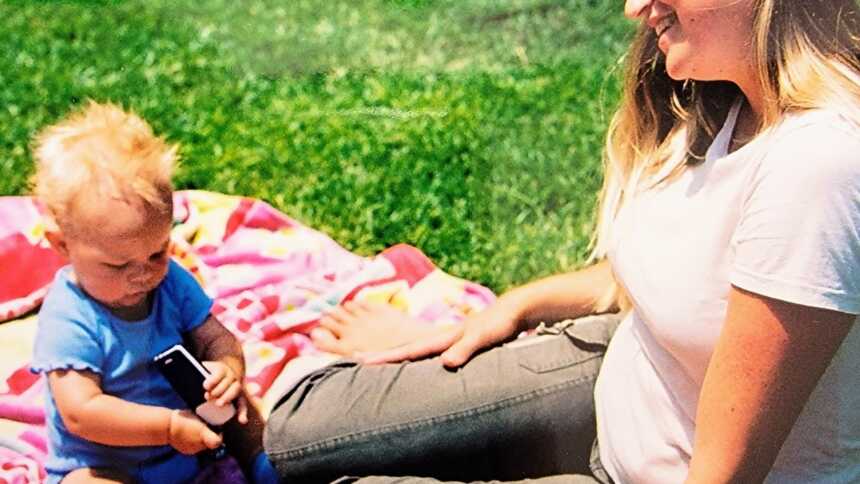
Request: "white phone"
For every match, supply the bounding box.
[153,344,236,426]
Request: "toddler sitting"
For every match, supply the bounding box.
[29,101,277,483]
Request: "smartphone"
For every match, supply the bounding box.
[153,344,236,427]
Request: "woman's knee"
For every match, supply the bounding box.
[264,359,360,454]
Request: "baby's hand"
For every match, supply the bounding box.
[167,409,222,454]
[202,361,249,424]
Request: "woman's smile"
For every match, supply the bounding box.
[655,13,677,41]
[655,13,678,51]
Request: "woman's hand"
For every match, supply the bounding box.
[439,301,522,367]
[359,261,616,367]
[166,409,223,454]
[360,298,522,367]
[202,361,249,424]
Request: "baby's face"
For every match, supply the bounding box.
[63,197,172,315]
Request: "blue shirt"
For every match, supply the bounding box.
[31,259,213,476]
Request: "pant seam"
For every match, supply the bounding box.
[270,367,598,460]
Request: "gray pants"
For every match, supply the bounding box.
[264,314,621,484]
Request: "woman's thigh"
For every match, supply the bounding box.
[264,314,620,484]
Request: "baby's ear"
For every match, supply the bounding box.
[44,227,70,258]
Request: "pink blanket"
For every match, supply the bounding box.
[0,190,495,483]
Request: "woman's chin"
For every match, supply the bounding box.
[665,69,687,81]
[659,44,694,81]
[663,58,690,81]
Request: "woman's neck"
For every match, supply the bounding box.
[730,96,763,153]
[714,62,765,152]
[734,65,765,120]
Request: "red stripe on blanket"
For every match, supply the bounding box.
[340,244,436,304]
[4,367,40,397]
[380,244,435,285]
[223,198,255,241]
[0,234,65,303]
[224,198,298,243]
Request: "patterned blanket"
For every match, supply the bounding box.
[0,190,495,483]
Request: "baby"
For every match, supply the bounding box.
[29,101,277,483]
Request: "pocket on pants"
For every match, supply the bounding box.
[546,315,620,350]
[509,333,603,374]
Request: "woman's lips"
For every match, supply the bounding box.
[656,13,677,39]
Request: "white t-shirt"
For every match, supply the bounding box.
[595,101,860,483]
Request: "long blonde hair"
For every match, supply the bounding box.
[591,0,860,312]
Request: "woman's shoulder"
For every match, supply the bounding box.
[754,107,860,182]
[772,107,860,152]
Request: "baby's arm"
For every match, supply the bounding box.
[48,368,222,453]
[188,315,249,421]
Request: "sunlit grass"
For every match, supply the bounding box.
[0,0,633,292]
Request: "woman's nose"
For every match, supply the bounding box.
[624,0,653,19]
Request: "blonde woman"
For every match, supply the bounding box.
[265,1,860,482]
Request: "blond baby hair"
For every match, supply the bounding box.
[30,101,177,232]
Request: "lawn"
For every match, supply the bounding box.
[0,0,633,293]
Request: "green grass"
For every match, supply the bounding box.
[0,0,633,292]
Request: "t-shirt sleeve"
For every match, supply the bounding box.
[31,281,105,375]
[164,259,213,333]
[730,119,860,314]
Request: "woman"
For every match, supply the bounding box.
[264,1,860,482]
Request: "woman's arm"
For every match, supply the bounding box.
[502,258,620,329]
[686,286,853,483]
[363,259,619,366]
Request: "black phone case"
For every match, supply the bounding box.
[152,346,207,409]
